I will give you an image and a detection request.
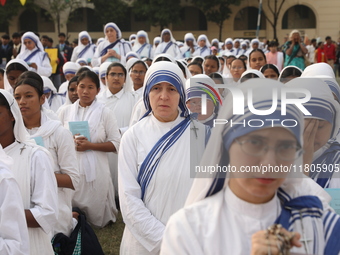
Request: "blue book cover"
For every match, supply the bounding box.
[68,121,91,142]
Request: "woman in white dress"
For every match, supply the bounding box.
[16,32,52,77]
[161,79,340,255]
[71,31,96,64]
[133,30,154,59]
[119,61,208,254]
[0,89,58,254]
[0,145,29,255]
[91,22,132,67]
[58,70,120,228]
[13,72,79,236]
[154,29,182,59]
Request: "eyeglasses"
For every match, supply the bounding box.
[231,66,244,70]
[131,70,146,75]
[108,72,125,78]
[235,138,302,161]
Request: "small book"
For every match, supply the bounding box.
[325,188,340,215]
[32,136,45,147]
[69,121,91,142]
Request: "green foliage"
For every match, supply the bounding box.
[192,0,241,26]
[132,0,181,30]
[91,0,129,25]
[0,0,33,30]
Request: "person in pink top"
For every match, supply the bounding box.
[265,41,284,72]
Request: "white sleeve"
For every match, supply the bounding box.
[118,128,165,253]
[91,45,102,67]
[0,169,29,255]
[54,127,80,190]
[36,53,52,77]
[160,210,204,255]
[175,45,182,59]
[70,46,78,62]
[154,44,162,57]
[103,108,121,153]
[30,149,58,234]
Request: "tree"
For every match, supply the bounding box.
[191,0,242,41]
[42,0,80,35]
[0,0,33,34]
[132,0,181,31]
[261,0,286,42]
[91,0,129,27]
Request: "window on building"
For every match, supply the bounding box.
[282,5,316,29]
[234,7,266,30]
[172,6,207,31]
[19,9,38,32]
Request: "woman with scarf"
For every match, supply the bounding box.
[3,59,29,93]
[16,32,52,77]
[185,74,222,128]
[13,72,79,236]
[0,89,58,254]
[70,31,96,64]
[133,30,153,59]
[181,33,197,58]
[161,79,340,255]
[91,22,132,67]
[287,77,340,188]
[58,70,120,228]
[283,30,308,70]
[193,34,211,57]
[119,61,208,254]
[154,29,182,60]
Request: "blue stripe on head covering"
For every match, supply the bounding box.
[104,23,121,40]
[143,69,188,118]
[303,98,335,124]
[64,69,76,75]
[23,36,37,46]
[324,79,340,102]
[222,100,304,152]
[80,35,89,40]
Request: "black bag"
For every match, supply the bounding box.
[52,209,104,255]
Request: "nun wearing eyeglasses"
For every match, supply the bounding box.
[133,30,154,59]
[70,31,96,64]
[154,29,182,60]
[91,22,132,67]
[161,79,340,255]
[118,61,208,254]
[16,32,52,77]
[286,77,340,189]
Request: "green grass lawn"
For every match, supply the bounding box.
[94,212,125,255]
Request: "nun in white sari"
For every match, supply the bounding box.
[133,30,154,59]
[70,31,96,64]
[91,22,132,67]
[0,89,58,255]
[193,34,211,57]
[16,32,52,77]
[119,61,208,254]
[154,29,182,59]
[161,79,340,255]
[0,146,29,255]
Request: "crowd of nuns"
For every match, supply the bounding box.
[0,23,340,255]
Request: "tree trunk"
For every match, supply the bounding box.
[219,21,223,41]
